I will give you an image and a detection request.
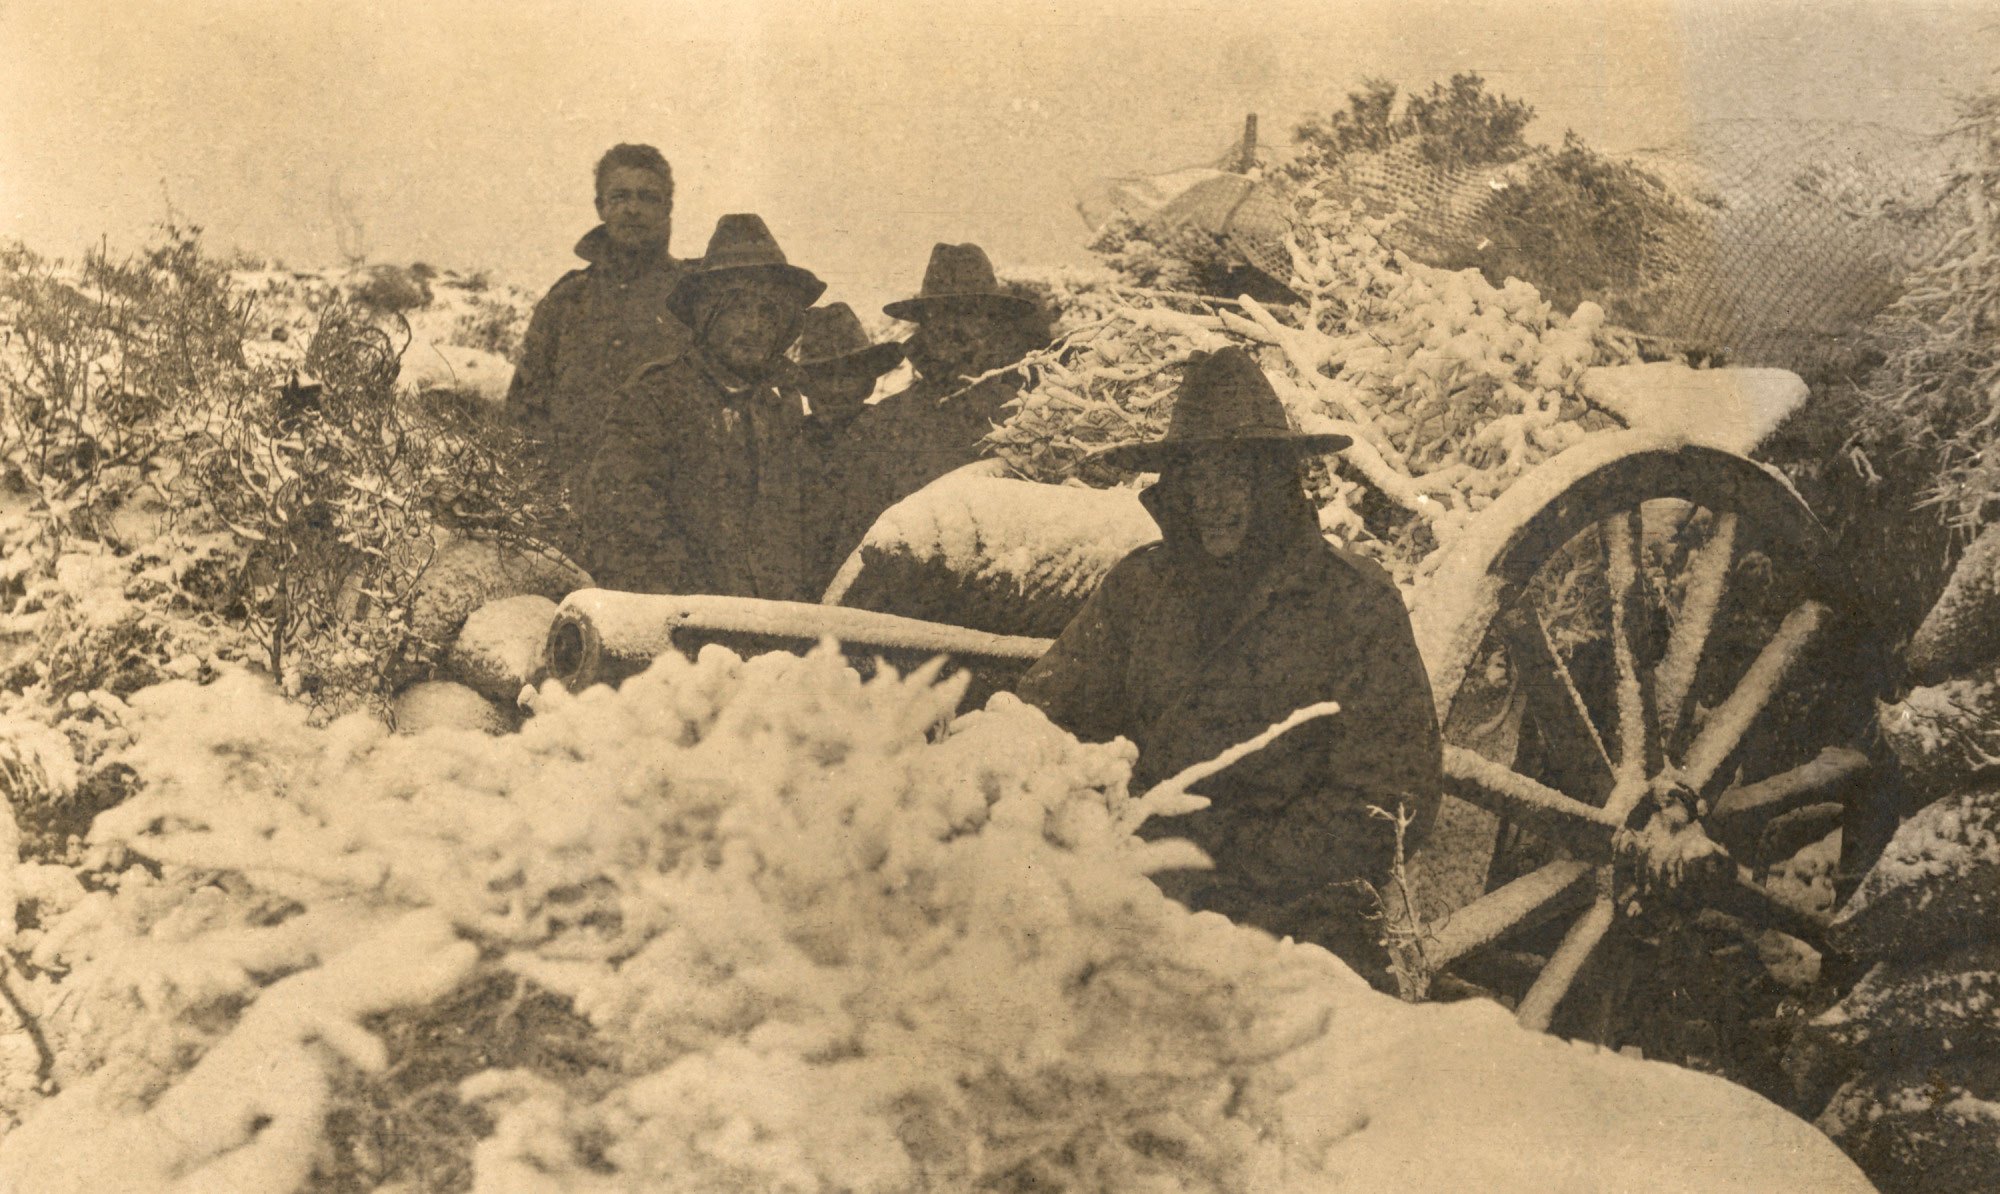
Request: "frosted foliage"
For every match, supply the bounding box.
[0,650,1381,1193]
[992,194,1642,588]
[0,648,1881,1193]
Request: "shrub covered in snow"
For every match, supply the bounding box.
[988,186,1639,590]
[0,649,1876,1194]
[0,648,1280,1190]
[0,228,562,719]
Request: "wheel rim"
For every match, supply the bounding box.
[1409,436,1884,1046]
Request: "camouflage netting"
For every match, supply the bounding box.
[1133,118,1974,381]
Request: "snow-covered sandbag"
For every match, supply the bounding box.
[1787,945,2000,1103]
[1816,1066,2000,1194]
[446,594,557,703]
[1577,362,1808,455]
[826,472,1159,638]
[397,337,515,407]
[408,528,590,648]
[392,680,510,735]
[1907,520,2000,685]
[1830,787,2000,960]
[1877,672,2000,805]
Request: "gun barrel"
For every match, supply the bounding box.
[545,589,1053,707]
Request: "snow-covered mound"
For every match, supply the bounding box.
[828,471,1162,637]
[0,649,1870,1193]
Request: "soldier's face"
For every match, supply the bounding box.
[699,283,799,377]
[1184,452,1256,558]
[910,306,1012,380]
[799,368,877,414]
[595,166,672,252]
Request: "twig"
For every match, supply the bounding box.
[1135,700,1341,808]
[1359,802,1437,1003]
[0,955,59,1092]
[1236,294,1408,471]
[1103,284,1252,310]
[1298,413,1436,521]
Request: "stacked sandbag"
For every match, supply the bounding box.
[1904,519,2000,685]
[1877,668,2000,803]
[392,546,582,733]
[391,679,513,734]
[1784,531,2000,1193]
[1785,790,2000,1193]
[407,528,590,649]
[445,594,558,703]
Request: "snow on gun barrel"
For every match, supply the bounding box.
[542,587,1053,708]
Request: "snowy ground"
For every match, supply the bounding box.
[230,263,539,406]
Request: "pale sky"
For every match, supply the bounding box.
[2,0,1995,314]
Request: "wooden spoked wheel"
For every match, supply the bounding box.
[1408,435,1885,1045]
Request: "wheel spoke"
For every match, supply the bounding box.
[1653,510,1737,749]
[1707,746,1869,854]
[1428,859,1597,967]
[1711,866,1833,951]
[1755,802,1846,867]
[1516,894,1619,1032]
[1441,746,1621,861]
[1601,510,1659,789]
[1497,607,1615,803]
[1678,601,1830,796]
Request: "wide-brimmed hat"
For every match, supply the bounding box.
[1090,347,1352,470]
[667,214,826,325]
[883,242,1038,322]
[788,303,906,377]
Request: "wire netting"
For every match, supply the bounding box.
[1138,118,1975,380]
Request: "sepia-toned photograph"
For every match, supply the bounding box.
[0,1,1996,1190]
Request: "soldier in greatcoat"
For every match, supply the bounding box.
[576,215,826,601]
[824,243,1046,563]
[506,144,695,490]
[1017,347,1444,990]
[788,303,907,590]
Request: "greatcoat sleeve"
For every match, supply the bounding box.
[1309,563,1445,852]
[1014,552,1145,745]
[505,280,569,440]
[576,369,695,594]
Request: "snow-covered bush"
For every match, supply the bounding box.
[0,229,561,717]
[0,646,1359,1192]
[1853,103,2000,544]
[988,189,1639,589]
[0,647,1879,1194]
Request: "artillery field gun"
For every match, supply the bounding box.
[544,360,1889,1066]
